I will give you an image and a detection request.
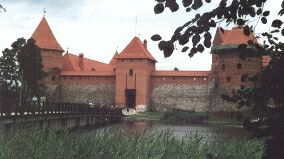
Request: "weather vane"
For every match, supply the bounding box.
[43,8,46,17]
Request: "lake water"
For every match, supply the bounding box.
[95,120,250,140]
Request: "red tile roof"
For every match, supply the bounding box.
[213,27,258,46]
[109,51,118,65]
[116,37,157,62]
[61,71,115,76]
[32,17,64,52]
[151,71,210,77]
[62,53,114,72]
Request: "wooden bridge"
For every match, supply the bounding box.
[0,102,123,131]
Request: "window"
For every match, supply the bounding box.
[237,63,242,69]
[113,68,116,71]
[173,77,175,80]
[91,68,96,71]
[51,76,56,81]
[193,78,196,81]
[241,74,248,83]
[129,69,133,76]
[221,64,225,70]
[226,77,231,83]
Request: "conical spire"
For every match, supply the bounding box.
[115,37,156,62]
[31,17,64,52]
[109,51,118,65]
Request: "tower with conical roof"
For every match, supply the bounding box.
[32,17,64,85]
[115,37,156,111]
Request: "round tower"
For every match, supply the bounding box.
[31,17,64,85]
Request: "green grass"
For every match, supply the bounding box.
[127,111,243,125]
[0,128,265,159]
[125,111,164,120]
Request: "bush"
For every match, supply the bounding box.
[162,110,209,124]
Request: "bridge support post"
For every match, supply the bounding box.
[75,118,80,128]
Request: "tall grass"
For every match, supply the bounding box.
[0,128,264,159]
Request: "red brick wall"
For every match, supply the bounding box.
[60,76,115,85]
[115,58,155,107]
[41,49,63,86]
[211,49,262,88]
[41,49,63,71]
[151,76,209,85]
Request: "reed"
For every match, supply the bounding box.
[0,128,264,159]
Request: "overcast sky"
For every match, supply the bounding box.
[0,0,282,70]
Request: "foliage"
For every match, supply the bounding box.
[153,0,284,158]
[0,38,25,92]
[0,128,265,159]
[0,38,45,104]
[0,4,5,12]
[152,0,283,58]
[19,38,45,99]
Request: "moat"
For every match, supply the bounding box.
[95,120,249,140]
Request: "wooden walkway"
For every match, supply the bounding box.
[0,102,122,121]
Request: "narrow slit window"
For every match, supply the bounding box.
[221,64,225,70]
[237,63,242,69]
[129,69,133,76]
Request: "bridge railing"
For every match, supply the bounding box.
[0,102,122,120]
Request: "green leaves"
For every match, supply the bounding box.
[261,17,267,24]
[182,0,192,7]
[271,19,283,28]
[237,19,247,26]
[165,0,179,12]
[158,40,174,58]
[154,3,164,14]
[262,11,270,16]
[151,34,162,41]
[192,34,200,47]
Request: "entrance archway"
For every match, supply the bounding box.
[125,89,136,108]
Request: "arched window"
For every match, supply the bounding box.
[129,69,133,76]
[221,64,225,70]
[237,63,242,69]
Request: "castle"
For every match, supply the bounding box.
[32,17,267,112]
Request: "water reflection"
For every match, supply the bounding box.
[99,120,250,140]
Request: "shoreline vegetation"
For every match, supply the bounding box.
[0,129,264,159]
[124,110,243,126]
